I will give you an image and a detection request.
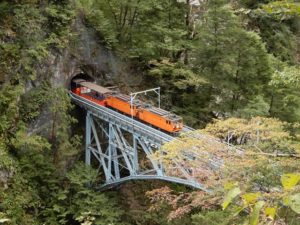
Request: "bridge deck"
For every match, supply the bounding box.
[69,92,193,144]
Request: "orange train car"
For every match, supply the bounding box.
[105,94,183,132]
[105,94,134,116]
[71,79,183,133]
[72,79,112,106]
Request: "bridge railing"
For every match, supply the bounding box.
[69,92,176,144]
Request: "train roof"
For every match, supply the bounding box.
[150,106,182,121]
[73,79,182,121]
[73,79,113,94]
[114,93,182,121]
[114,94,142,106]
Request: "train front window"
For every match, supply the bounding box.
[92,92,104,100]
[173,118,182,123]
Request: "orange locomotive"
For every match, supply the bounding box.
[72,79,183,133]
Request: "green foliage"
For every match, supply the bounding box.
[200,117,300,224]
[252,13,297,63]
[193,0,272,115]
[0,85,23,140]
[0,0,75,83]
[145,59,211,126]
[149,59,206,90]
[20,82,51,122]
[239,0,272,9]
[243,1,300,63]
[219,173,300,225]
[191,209,241,225]
[222,187,241,210]
[0,131,56,224]
[235,95,270,118]
[268,62,300,122]
[204,117,300,154]
[43,163,123,225]
[76,0,118,47]
[76,0,188,60]
[162,115,300,224]
[249,201,265,225]
[284,193,300,214]
[1,136,123,224]
[47,88,82,169]
[262,1,300,19]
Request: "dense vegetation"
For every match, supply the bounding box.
[0,0,299,224]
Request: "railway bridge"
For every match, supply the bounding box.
[70,91,218,192]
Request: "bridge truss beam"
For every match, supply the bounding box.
[85,112,207,191]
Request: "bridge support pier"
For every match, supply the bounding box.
[85,113,91,166]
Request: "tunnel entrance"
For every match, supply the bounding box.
[70,73,95,91]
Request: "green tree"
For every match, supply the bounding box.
[268,62,300,122]
[239,0,300,64]
[76,0,189,61]
[193,0,272,115]
[147,59,209,126]
[43,163,123,225]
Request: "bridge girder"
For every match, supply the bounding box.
[85,112,208,191]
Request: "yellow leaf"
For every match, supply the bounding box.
[250,201,265,225]
[224,182,238,190]
[264,207,276,220]
[283,196,289,206]
[284,193,300,214]
[242,193,261,205]
[222,187,241,210]
[281,173,300,190]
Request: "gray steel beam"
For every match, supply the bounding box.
[100,175,210,192]
[85,112,91,166]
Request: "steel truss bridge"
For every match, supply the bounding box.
[70,92,212,192]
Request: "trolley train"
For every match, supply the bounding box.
[71,79,183,133]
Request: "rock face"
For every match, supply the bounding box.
[46,18,142,89]
[0,169,13,189]
[27,18,144,137]
[49,19,115,87]
[22,19,124,92]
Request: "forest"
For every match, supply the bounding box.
[0,0,299,224]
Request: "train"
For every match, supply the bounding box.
[71,79,183,133]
